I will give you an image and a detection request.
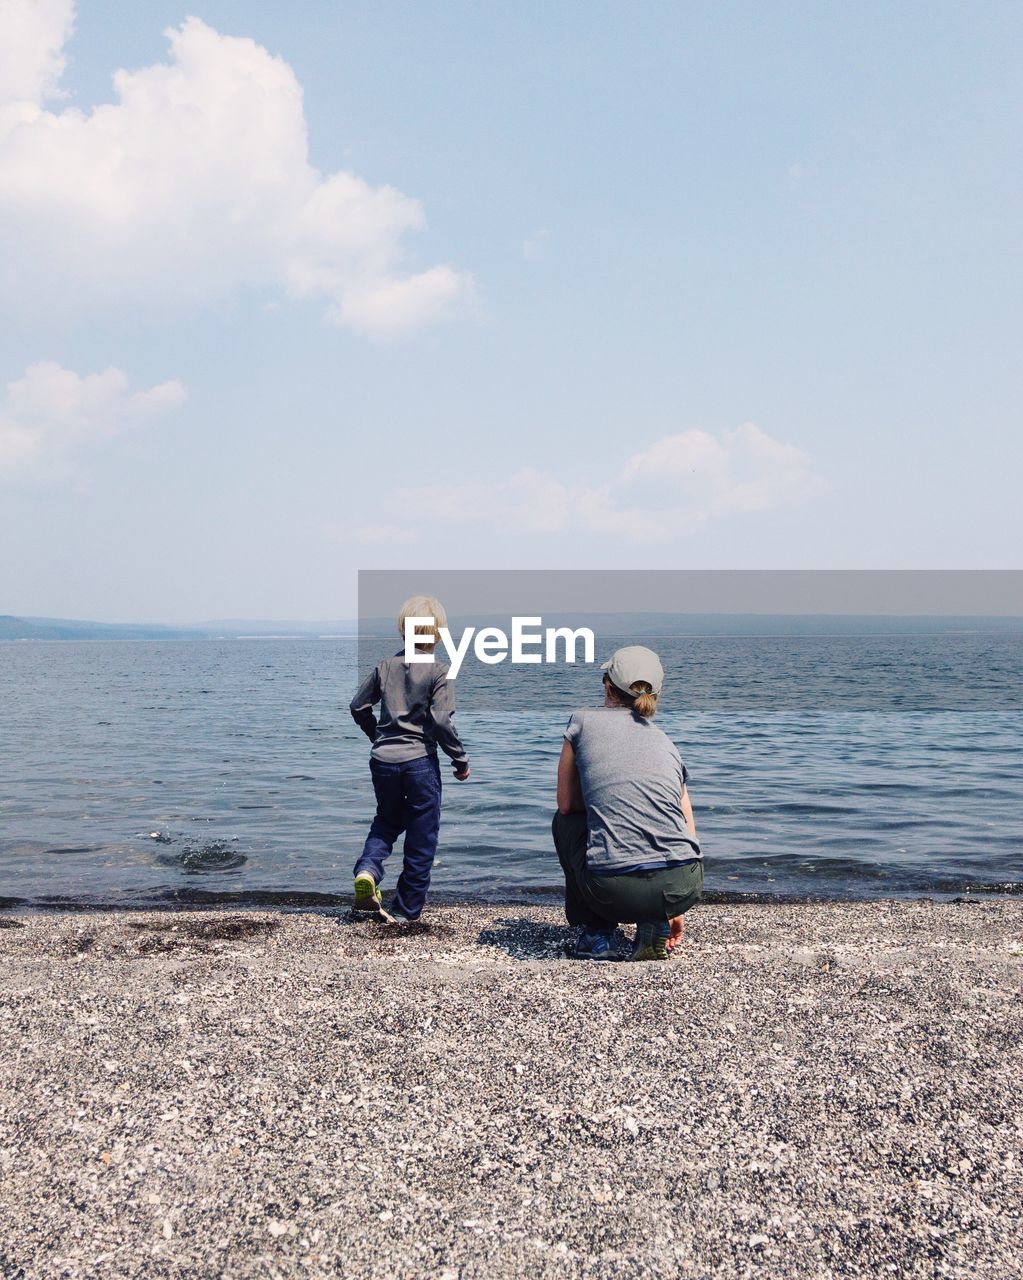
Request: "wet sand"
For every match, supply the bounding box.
[1,901,1021,1279]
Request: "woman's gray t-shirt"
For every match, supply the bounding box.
[564,706,700,875]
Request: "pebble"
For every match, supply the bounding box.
[0,900,1020,1279]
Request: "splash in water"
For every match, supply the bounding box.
[154,839,247,874]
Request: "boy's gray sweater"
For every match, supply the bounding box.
[350,654,469,768]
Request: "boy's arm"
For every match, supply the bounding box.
[349,666,381,742]
[429,670,469,771]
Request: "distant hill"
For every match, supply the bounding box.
[3,612,1019,642]
[0,615,212,641]
[0,615,358,641]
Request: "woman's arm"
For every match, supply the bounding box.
[557,740,585,815]
[681,784,696,838]
[667,785,697,953]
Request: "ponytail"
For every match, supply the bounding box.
[629,681,658,719]
[603,672,659,717]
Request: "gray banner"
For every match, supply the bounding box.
[357,570,1023,711]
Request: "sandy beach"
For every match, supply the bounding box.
[1,900,1020,1279]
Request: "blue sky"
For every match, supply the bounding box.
[1,1,1020,621]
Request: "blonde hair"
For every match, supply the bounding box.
[397,595,447,646]
[605,674,659,718]
[628,681,658,719]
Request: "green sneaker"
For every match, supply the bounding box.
[631,921,670,961]
[353,872,383,914]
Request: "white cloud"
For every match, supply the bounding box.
[522,228,550,260]
[371,423,818,544]
[0,0,74,107]
[0,361,186,478]
[0,9,471,337]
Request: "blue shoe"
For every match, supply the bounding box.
[631,921,670,961]
[575,927,627,962]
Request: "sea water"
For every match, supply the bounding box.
[1,633,1021,907]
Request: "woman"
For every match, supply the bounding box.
[553,645,702,961]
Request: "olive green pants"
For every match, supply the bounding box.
[552,811,703,929]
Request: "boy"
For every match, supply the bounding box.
[350,595,471,924]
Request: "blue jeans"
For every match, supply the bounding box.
[354,755,442,920]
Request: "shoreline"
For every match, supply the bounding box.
[2,900,1021,1278]
[2,882,1022,916]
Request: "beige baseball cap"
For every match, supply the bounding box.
[600,645,664,696]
